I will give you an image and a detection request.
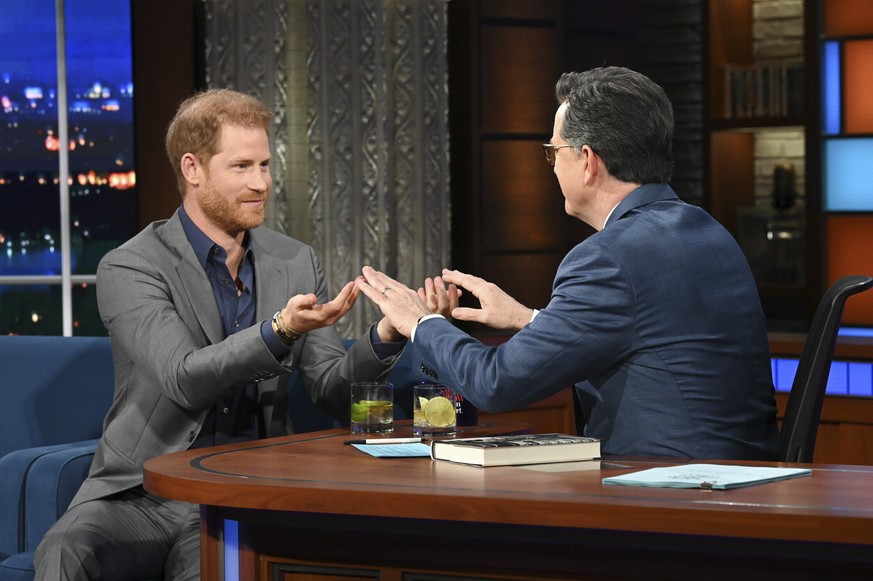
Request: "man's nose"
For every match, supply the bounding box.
[250,170,270,191]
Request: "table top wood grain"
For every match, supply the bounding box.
[144,420,873,547]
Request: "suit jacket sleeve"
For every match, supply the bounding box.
[412,241,635,412]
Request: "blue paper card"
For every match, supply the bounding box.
[352,443,431,458]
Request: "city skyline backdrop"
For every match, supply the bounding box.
[0,0,135,335]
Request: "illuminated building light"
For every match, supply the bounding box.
[44,136,76,152]
[108,171,136,190]
[102,100,120,111]
[24,86,43,99]
[31,313,39,324]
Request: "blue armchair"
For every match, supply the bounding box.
[0,336,115,581]
[0,335,417,581]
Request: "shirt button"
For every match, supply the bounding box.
[234,321,240,328]
[223,407,230,414]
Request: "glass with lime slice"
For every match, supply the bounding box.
[350,382,394,434]
[412,384,457,436]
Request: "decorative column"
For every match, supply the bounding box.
[201,0,450,338]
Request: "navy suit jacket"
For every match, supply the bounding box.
[415,183,780,460]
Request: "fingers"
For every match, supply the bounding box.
[283,281,359,332]
[451,306,484,323]
[332,280,359,307]
[447,282,461,311]
[357,266,429,337]
[360,265,402,292]
[441,269,486,297]
[355,276,384,303]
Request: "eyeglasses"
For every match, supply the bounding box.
[542,143,574,166]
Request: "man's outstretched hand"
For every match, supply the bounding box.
[441,269,533,331]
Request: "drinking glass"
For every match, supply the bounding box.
[350,382,394,434]
[413,384,456,436]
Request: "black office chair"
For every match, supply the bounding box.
[779,274,873,463]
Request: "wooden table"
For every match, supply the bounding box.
[144,421,873,580]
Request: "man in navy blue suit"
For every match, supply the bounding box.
[358,66,780,460]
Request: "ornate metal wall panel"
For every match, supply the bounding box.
[201,0,290,232]
[202,0,449,338]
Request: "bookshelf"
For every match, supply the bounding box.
[704,0,815,331]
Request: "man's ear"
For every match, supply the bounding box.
[579,144,598,183]
[180,153,201,186]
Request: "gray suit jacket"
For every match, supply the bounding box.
[71,210,393,507]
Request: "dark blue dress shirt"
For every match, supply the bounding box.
[178,206,404,449]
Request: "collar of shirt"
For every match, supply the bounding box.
[178,205,254,286]
[603,202,620,230]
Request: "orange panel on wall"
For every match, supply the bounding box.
[480,251,565,313]
[826,215,873,325]
[824,0,873,37]
[844,40,873,134]
[480,0,560,20]
[480,26,561,135]
[481,141,565,252]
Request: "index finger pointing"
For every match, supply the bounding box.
[441,269,485,293]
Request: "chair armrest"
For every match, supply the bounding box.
[0,440,98,557]
[22,441,98,552]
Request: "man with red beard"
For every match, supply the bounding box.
[35,89,412,580]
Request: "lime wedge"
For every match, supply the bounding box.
[359,400,391,407]
[423,396,455,428]
[350,402,368,422]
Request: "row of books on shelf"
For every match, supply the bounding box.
[723,61,803,120]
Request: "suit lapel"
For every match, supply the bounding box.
[251,228,290,321]
[161,211,225,344]
[249,228,294,433]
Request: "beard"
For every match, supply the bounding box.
[198,180,268,236]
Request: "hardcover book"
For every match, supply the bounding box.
[429,433,601,467]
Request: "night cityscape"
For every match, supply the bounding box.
[0,0,135,335]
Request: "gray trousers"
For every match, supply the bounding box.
[33,486,200,581]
